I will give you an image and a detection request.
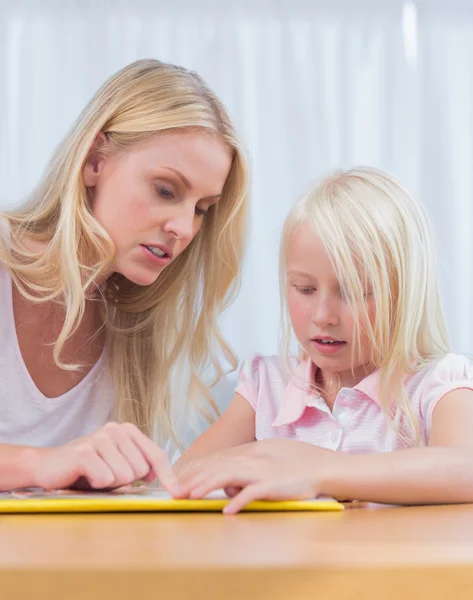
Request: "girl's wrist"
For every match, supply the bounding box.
[316,448,348,499]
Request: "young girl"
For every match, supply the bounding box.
[176,167,473,513]
[0,59,248,493]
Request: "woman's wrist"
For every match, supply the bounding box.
[15,446,50,488]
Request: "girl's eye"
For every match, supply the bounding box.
[295,285,315,295]
[157,186,175,199]
[340,287,372,303]
[195,206,209,217]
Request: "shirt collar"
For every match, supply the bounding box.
[272,359,382,428]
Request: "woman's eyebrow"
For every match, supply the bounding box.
[160,166,222,200]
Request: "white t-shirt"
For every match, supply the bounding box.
[0,263,115,446]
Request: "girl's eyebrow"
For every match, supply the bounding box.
[287,270,313,278]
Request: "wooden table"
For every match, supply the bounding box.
[2,503,473,600]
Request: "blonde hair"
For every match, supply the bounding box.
[280,166,450,445]
[1,59,248,447]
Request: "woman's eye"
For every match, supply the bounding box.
[195,206,209,217]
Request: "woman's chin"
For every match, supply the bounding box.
[118,265,163,287]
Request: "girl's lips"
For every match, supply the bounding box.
[311,339,347,355]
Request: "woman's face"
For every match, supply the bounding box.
[83,130,232,286]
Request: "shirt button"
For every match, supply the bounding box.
[331,431,340,444]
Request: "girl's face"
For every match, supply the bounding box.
[83,130,232,286]
[286,222,375,386]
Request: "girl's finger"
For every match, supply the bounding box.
[222,479,314,514]
[224,485,242,497]
[189,468,254,499]
[222,482,274,514]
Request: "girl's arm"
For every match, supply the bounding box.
[174,393,256,476]
[323,388,473,504]
[179,389,473,512]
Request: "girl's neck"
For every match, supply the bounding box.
[315,363,375,410]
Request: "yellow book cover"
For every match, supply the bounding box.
[0,487,343,513]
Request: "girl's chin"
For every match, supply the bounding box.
[307,349,351,370]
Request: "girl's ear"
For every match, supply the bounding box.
[83,132,109,187]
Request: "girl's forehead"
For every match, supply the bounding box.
[288,222,323,252]
[285,221,371,287]
[286,223,329,261]
[286,224,336,278]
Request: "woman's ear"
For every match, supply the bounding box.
[83,132,109,187]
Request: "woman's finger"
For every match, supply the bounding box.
[116,435,151,481]
[93,437,135,487]
[126,425,181,495]
[75,445,116,490]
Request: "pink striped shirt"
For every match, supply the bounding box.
[235,353,473,452]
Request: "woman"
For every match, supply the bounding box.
[0,59,248,494]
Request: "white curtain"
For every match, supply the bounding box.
[1,0,472,419]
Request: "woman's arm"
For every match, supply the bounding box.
[174,393,256,476]
[0,444,46,491]
[0,423,180,494]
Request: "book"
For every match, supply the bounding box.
[0,486,344,513]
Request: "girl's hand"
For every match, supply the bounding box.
[179,438,334,513]
[30,422,181,495]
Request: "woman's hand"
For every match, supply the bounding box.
[178,438,335,513]
[29,422,181,495]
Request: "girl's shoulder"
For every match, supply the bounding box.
[406,353,473,432]
[235,353,300,408]
[409,353,473,389]
[238,352,300,381]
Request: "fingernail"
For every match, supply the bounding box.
[171,483,183,496]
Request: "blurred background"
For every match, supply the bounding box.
[1,0,472,425]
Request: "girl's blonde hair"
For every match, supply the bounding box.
[1,59,248,447]
[280,166,449,445]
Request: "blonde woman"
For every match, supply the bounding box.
[0,59,248,494]
[177,167,473,512]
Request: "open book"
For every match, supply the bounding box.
[0,487,343,513]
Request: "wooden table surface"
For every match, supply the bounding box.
[2,503,473,600]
